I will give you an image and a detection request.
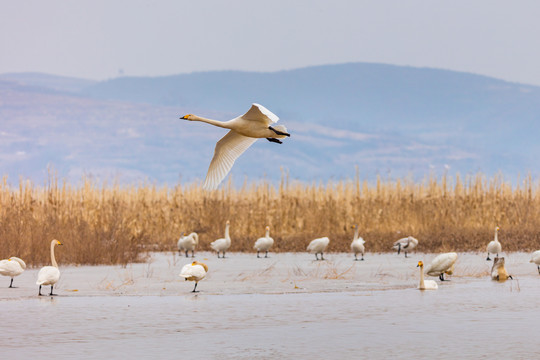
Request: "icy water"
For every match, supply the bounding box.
[1,277,539,359]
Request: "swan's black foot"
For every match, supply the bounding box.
[361,257,365,261]
[509,275,513,280]
[486,256,491,261]
[268,126,290,137]
[266,137,282,144]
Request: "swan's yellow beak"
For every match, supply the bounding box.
[180,114,193,120]
[417,261,423,267]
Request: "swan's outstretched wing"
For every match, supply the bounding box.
[203,130,257,190]
[242,103,279,123]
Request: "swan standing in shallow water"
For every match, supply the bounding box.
[179,261,208,292]
[36,239,63,296]
[350,225,365,261]
[486,226,502,261]
[307,237,330,260]
[254,226,274,258]
[425,252,458,281]
[180,103,290,190]
[392,236,418,258]
[0,256,26,288]
[417,261,438,290]
[211,221,231,258]
[530,250,540,274]
[177,232,199,258]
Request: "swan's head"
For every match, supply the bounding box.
[192,261,208,272]
[52,239,63,246]
[266,226,270,230]
[351,224,357,229]
[496,226,500,232]
[417,261,424,268]
[226,220,230,225]
[180,114,195,120]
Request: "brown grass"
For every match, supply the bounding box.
[1,172,539,266]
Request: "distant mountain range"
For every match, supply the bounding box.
[1,63,539,186]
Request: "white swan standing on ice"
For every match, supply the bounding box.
[210,221,231,258]
[0,256,26,288]
[486,226,502,261]
[177,232,199,258]
[180,103,290,190]
[254,226,274,258]
[392,236,418,258]
[307,237,330,260]
[417,261,438,290]
[179,261,208,292]
[36,239,63,296]
[530,250,540,274]
[425,252,458,281]
[350,225,365,261]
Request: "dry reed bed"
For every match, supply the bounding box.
[1,174,539,266]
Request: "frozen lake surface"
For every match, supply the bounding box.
[1,252,539,358]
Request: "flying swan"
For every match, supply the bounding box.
[180,103,290,190]
[179,261,208,292]
[0,256,26,288]
[36,239,63,296]
[350,225,365,261]
[254,226,274,258]
[417,261,438,290]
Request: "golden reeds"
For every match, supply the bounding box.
[1,173,539,266]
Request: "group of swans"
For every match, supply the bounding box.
[0,239,62,295]
[180,103,290,191]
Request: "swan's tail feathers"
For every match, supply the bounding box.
[203,131,257,191]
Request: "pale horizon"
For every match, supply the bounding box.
[2,0,540,85]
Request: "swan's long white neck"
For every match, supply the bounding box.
[50,241,58,268]
[225,223,231,244]
[192,115,231,129]
[494,228,499,243]
[265,228,270,238]
[419,265,425,289]
[353,227,359,241]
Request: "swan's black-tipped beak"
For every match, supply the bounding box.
[180,115,187,120]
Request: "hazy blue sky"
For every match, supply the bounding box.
[2,0,539,85]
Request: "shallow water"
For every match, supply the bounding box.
[2,276,539,359]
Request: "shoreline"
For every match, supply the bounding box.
[1,251,536,299]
